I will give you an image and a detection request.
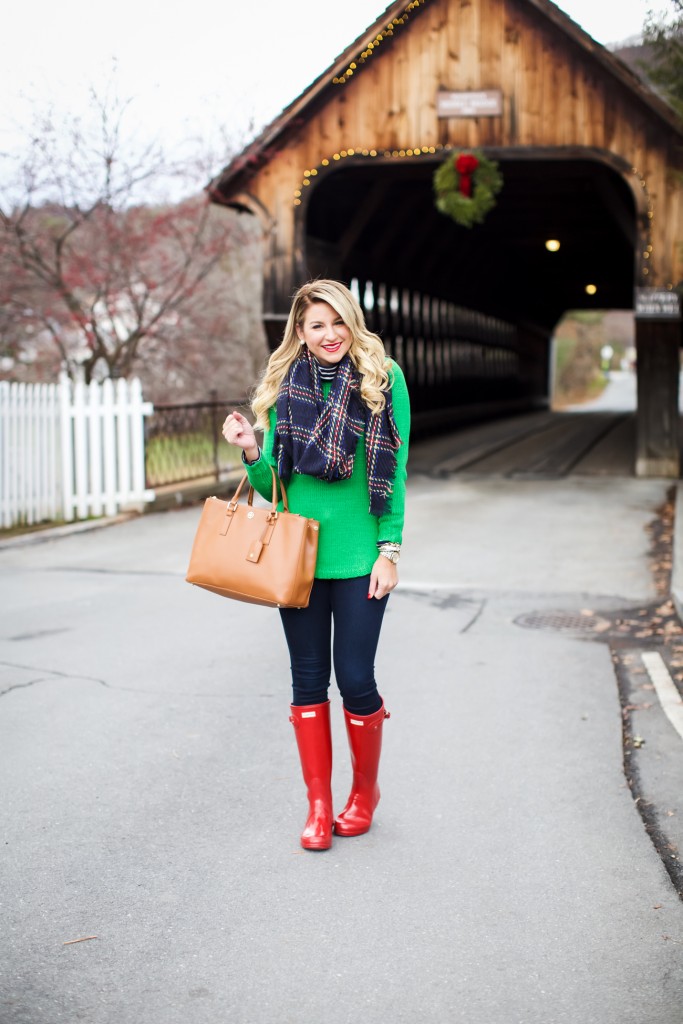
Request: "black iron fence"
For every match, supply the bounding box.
[145,395,250,488]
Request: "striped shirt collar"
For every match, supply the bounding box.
[315,359,338,381]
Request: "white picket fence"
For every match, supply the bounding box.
[0,376,155,529]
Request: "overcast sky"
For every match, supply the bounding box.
[0,0,669,174]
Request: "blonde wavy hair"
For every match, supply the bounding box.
[251,279,391,430]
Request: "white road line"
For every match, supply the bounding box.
[641,651,683,742]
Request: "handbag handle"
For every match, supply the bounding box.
[228,463,290,513]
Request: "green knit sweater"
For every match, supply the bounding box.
[245,360,410,579]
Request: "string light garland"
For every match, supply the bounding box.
[293,143,445,206]
[332,0,430,85]
[631,165,658,284]
[433,150,503,228]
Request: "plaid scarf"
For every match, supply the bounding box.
[274,350,402,516]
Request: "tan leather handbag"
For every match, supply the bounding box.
[186,465,319,608]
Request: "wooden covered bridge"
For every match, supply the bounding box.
[210,0,683,477]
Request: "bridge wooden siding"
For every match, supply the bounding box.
[212,0,683,476]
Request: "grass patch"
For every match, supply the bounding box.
[145,432,240,486]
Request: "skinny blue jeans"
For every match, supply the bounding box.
[279,575,388,715]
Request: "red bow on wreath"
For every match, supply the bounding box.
[455,153,479,197]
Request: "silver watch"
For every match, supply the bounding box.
[379,547,400,564]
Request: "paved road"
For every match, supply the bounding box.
[1,470,683,1023]
[567,367,683,413]
[567,369,637,412]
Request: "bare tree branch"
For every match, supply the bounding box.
[0,81,242,383]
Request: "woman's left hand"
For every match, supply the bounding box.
[368,556,398,600]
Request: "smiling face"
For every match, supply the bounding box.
[296,301,352,367]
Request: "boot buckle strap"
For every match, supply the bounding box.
[349,710,390,729]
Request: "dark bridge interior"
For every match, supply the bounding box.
[301,153,637,426]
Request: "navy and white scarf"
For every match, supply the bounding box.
[274,350,402,516]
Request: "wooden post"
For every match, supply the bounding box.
[635,319,680,477]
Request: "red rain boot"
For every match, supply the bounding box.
[334,702,390,837]
[289,701,333,850]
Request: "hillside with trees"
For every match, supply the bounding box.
[553,311,635,407]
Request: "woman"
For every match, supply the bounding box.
[222,280,410,851]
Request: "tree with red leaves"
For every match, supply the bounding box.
[0,87,258,389]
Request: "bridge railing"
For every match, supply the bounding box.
[144,396,249,488]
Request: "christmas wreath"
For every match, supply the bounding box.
[433,150,503,228]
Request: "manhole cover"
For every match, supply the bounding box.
[515,611,611,634]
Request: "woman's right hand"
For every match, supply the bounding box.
[222,411,259,463]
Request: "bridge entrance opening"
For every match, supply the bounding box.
[298,152,637,428]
